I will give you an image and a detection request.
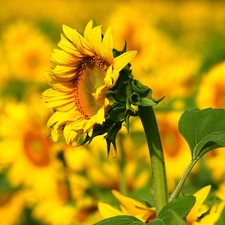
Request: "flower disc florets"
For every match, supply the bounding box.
[42,20,137,148]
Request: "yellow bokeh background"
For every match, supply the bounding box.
[1,0,225,224]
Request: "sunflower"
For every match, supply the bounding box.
[0,98,63,200]
[196,61,225,109]
[2,21,53,82]
[42,20,137,146]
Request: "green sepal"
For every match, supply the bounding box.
[107,103,127,122]
[113,41,127,58]
[78,124,107,146]
[105,122,122,154]
[130,79,163,107]
[131,79,150,95]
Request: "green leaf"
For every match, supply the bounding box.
[158,195,196,219]
[178,108,225,159]
[148,210,186,225]
[147,196,195,225]
[93,215,145,225]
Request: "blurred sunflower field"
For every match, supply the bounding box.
[1,0,225,224]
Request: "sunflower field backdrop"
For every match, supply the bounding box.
[1,0,225,224]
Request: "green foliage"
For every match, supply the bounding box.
[148,210,186,225]
[93,215,145,225]
[178,108,225,159]
[147,195,195,225]
[158,195,196,219]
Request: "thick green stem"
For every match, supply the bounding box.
[138,106,168,214]
[118,133,128,196]
[169,158,198,201]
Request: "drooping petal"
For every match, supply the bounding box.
[51,127,62,142]
[104,65,114,87]
[83,116,97,132]
[96,106,105,124]
[47,110,80,128]
[64,122,80,145]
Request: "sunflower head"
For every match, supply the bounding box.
[43,20,161,153]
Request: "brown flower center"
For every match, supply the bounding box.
[74,56,109,119]
[23,130,51,167]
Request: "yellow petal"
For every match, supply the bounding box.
[70,119,86,131]
[186,185,211,223]
[64,122,80,145]
[47,110,80,128]
[113,50,137,72]
[58,34,83,57]
[101,27,113,63]
[96,107,105,124]
[112,190,149,215]
[53,65,77,75]
[72,29,93,55]
[52,65,78,80]
[199,214,218,225]
[52,49,78,66]
[44,98,73,109]
[62,24,74,41]
[135,211,156,223]
[90,25,102,56]
[104,65,114,87]
[83,116,97,132]
[43,89,73,102]
[98,202,124,219]
[51,128,61,142]
[84,20,93,41]
[47,112,60,127]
